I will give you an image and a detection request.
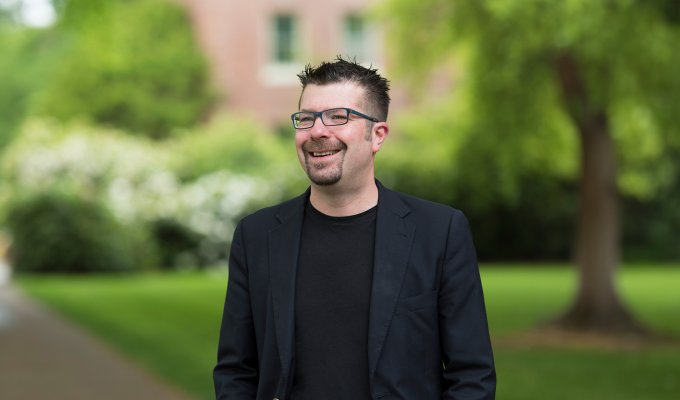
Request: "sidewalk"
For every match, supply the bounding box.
[0,284,196,400]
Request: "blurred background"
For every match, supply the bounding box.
[0,0,678,399]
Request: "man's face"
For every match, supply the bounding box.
[295,82,382,187]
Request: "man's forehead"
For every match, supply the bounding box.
[299,82,365,110]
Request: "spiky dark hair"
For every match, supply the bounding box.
[297,56,390,121]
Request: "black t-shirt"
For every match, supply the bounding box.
[290,200,377,400]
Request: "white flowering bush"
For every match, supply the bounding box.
[1,118,296,270]
[107,169,276,266]
[1,119,168,196]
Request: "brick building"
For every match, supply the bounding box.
[180,0,397,128]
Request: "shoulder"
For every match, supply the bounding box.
[379,183,466,225]
[238,191,307,231]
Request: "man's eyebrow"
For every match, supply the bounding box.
[300,107,346,112]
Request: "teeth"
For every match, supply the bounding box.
[312,151,337,157]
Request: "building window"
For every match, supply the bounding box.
[261,14,303,86]
[273,14,296,63]
[344,14,369,62]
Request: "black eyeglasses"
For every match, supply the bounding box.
[291,108,379,129]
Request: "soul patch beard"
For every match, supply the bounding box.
[304,153,343,186]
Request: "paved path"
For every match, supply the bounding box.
[0,284,196,400]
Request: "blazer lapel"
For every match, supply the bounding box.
[268,191,307,390]
[368,184,415,379]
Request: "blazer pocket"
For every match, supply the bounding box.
[395,290,437,315]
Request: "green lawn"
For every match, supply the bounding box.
[19,271,229,399]
[482,265,680,400]
[19,264,680,400]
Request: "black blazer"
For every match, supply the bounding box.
[214,182,496,399]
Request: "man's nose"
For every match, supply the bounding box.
[309,116,330,138]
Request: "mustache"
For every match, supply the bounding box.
[302,138,347,152]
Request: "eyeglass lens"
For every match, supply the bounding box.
[294,108,349,128]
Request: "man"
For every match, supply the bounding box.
[214,58,496,400]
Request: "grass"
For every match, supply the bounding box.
[19,270,229,399]
[18,264,680,400]
[481,265,680,400]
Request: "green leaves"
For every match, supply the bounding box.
[377,0,680,260]
[382,0,680,199]
[34,0,214,138]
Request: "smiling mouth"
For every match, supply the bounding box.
[309,150,340,157]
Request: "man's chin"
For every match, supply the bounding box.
[305,160,343,186]
[308,175,341,186]
[306,170,342,186]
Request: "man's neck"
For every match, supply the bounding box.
[309,178,378,217]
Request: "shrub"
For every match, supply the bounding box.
[150,218,204,269]
[7,192,141,273]
[169,115,298,181]
[0,119,297,269]
[132,170,279,266]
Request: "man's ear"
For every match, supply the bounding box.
[371,122,389,154]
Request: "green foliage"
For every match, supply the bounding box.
[169,115,308,197]
[170,115,296,180]
[6,191,151,273]
[621,167,680,261]
[35,0,213,138]
[18,266,680,399]
[377,96,579,260]
[150,218,204,270]
[0,119,169,195]
[0,26,62,149]
[54,0,110,28]
[381,0,680,196]
[378,0,680,260]
[377,99,464,206]
[0,117,300,269]
[0,5,12,26]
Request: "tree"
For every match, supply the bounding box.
[382,0,680,334]
[34,0,214,139]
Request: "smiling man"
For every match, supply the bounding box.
[214,58,496,400]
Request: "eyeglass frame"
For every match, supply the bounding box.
[290,107,380,129]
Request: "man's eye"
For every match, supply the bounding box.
[299,116,313,123]
[327,112,346,120]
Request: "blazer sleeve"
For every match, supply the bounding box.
[214,221,259,399]
[439,210,496,399]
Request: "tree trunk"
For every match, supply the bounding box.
[551,53,647,335]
